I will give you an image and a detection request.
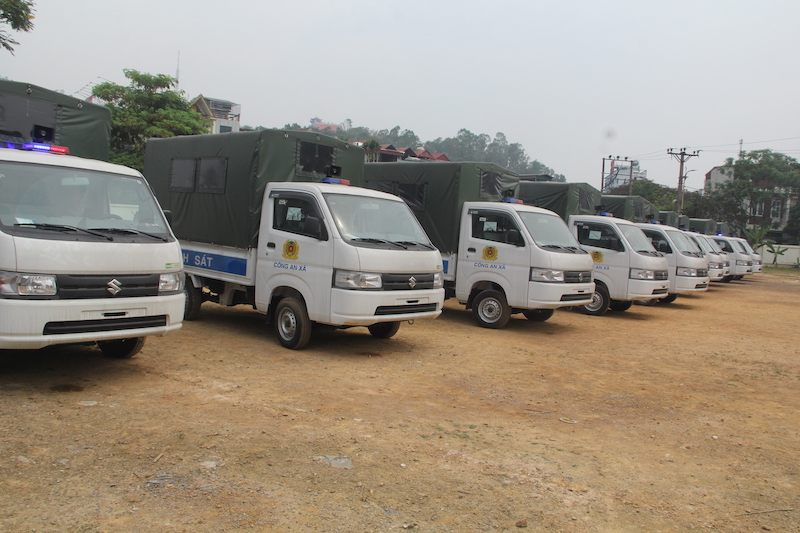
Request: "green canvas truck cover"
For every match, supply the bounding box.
[144,129,365,249]
[659,211,679,227]
[363,161,519,254]
[0,79,111,161]
[515,181,601,220]
[689,218,717,234]
[716,222,730,236]
[677,214,690,229]
[601,195,658,223]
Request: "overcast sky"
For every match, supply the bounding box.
[5,0,800,191]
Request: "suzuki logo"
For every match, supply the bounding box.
[578,272,585,282]
[408,276,417,289]
[107,278,122,295]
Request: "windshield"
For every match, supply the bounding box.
[0,161,171,240]
[740,240,756,254]
[704,237,725,253]
[517,211,582,249]
[733,240,750,254]
[690,235,713,254]
[618,224,656,253]
[666,229,701,254]
[324,193,432,246]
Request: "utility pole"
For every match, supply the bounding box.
[668,148,700,214]
[601,156,633,193]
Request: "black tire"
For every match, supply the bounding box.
[184,281,202,321]
[368,321,401,338]
[522,309,555,322]
[636,299,659,306]
[274,297,312,350]
[720,275,734,283]
[578,284,610,316]
[98,337,145,359]
[472,290,511,329]
[659,293,679,304]
[609,301,633,312]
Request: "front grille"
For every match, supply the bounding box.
[697,269,709,277]
[564,271,592,283]
[654,271,669,281]
[57,274,161,299]
[43,315,167,335]
[375,303,438,316]
[382,273,436,291]
[561,293,592,302]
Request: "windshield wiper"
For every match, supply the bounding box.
[351,237,408,249]
[392,241,435,250]
[14,222,112,241]
[89,227,169,242]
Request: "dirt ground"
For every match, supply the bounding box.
[1,271,799,533]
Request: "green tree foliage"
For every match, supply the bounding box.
[92,70,209,171]
[1,0,34,54]
[728,149,800,190]
[362,139,381,162]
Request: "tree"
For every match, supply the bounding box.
[728,150,800,191]
[1,0,34,54]
[362,139,381,162]
[92,69,209,171]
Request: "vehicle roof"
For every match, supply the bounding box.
[569,214,637,225]
[0,147,142,177]
[267,181,407,202]
[464,201,561,217]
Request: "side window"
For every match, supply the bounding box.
[642,230,671,253]
[576,223,622,251]
[273,194,326,239]
[471,212,520,245]
[715,239,733,253]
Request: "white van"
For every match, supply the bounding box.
[568,215,669,314]
[637,224,709,302]
[0,145,184,357]
[734,237,763,273]
[685,233,727,281]
[711,235,752,281]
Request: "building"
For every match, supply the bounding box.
[190,95,241,134]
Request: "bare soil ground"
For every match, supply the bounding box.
[1,271,799,532]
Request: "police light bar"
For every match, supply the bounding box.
[502,198,523,203]
[20,142,70,154]
[322,177,350,185]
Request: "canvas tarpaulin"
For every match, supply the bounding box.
[144,129,365,249]
[0,79,111,161]
[601,195,658,223]
[363,162,519,254]
[689,218,718,234]
[516,181,601,220]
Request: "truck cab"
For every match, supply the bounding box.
[450,200,594,328]
[568,215,669,315]
[711,235,752,281]
[637,224,709,302]
[686,233,727,281]
[0,144,184,357]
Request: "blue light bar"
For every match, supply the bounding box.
[502,198,523,203]
[19,142,70,154]
[322,177,350,185]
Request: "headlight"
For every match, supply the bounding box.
[0,271,57,296]
[334,270,382,289]
[677,267,699,277]
[530,267,565,283]
[433,272,444,288]
[629,268,655,280]
[708,262,721,269]
[736,260,749,266]
[159,272,184,293]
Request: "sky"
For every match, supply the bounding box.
[4,0,800,192]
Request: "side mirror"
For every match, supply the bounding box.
[162,209,173,225]
[609,236,622,251]
[303,215,323,239]
[507,228,523,246]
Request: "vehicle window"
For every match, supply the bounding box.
[666,229,700,254]
[714,238,734,253]
[472,212,521,245]
[575,222,623,251]
[273,194,326,238]
[642,229,672,253]
[618,224,656,253]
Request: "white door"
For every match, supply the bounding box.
[573,220,630,300]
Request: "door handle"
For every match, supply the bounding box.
[467,247,476,252]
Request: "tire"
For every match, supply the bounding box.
[184,281,203,321]
[609,301,632,312]
[720,275,733,283]
[659,293,679,304]
[274,297,312,350]
[98,337,145,359]
[578,284,610,316]
[636,299,659,306]
[522,309,554,322]
[368,321,401,338]
[472,290,511,329]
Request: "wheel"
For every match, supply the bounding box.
[578,284,610,316]
[368,321,401,338]
[471,290,511,329]
[720,275,733,283]
[98,337,145,359]
[274,297,312,350]
[659,293,679,303]
[184,281,203,321]
[636,299,659,306]
[609,301,632,312]
[522,309,554,322]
